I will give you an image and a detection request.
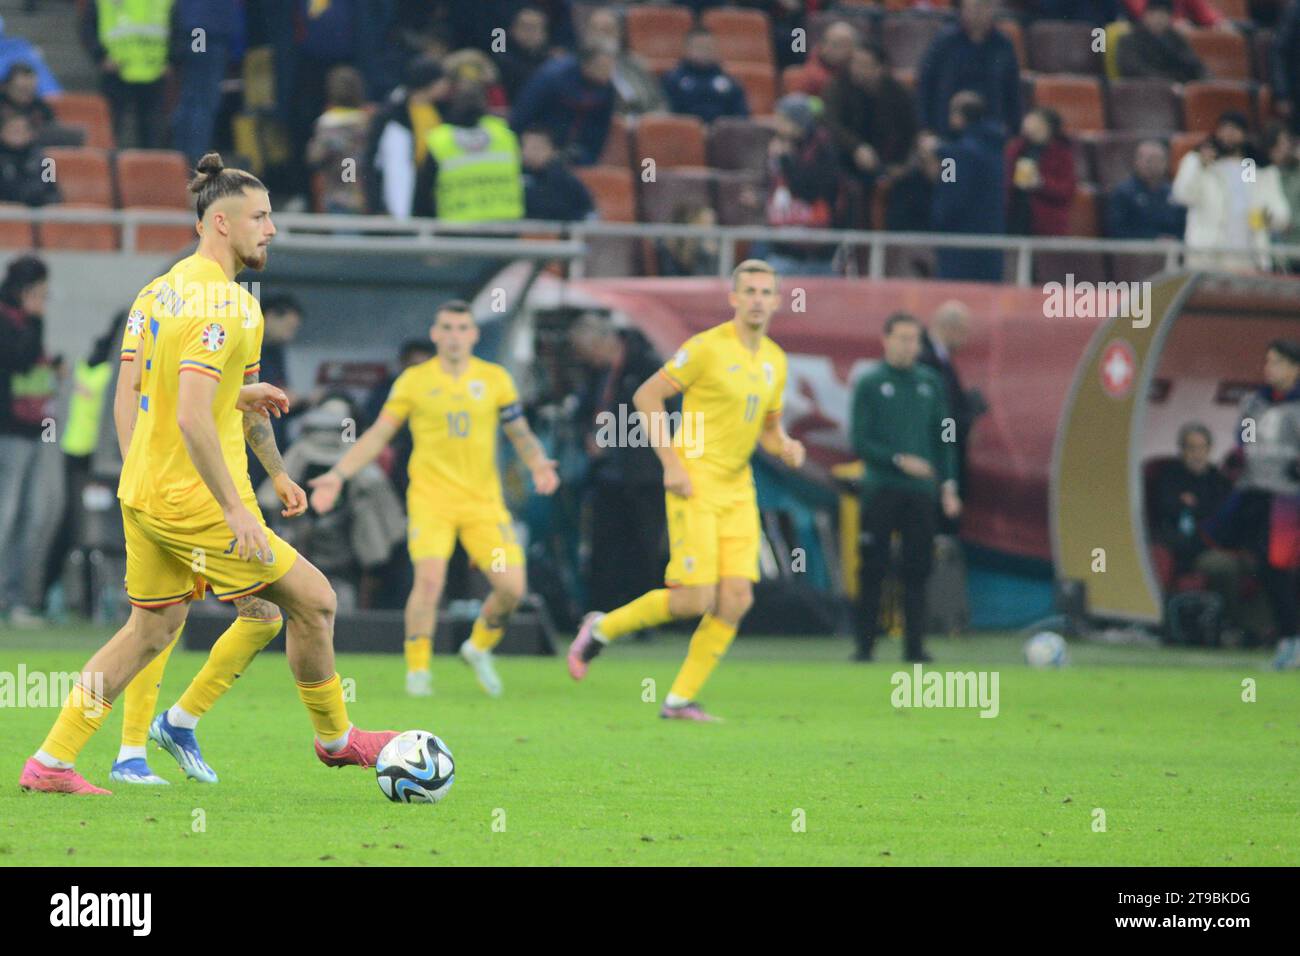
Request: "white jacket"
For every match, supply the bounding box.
[1171,151,1291,272]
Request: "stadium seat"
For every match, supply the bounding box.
[1069,136,1094,186]
[1106,79,1181,132]
[726,61,777,116]
[598,113,632,170]
[1083,130,1150,192]
[34,123,86,149]
[1257,85,1274,125]
[574,165,636,222]
[805,9,878,52]
[1168,130,1202,172]
[48,93,114,150]
[1102,20,1130,80]
[0,203,35,249]
[115,150,190,209]
[632,114,707,170]
[702,7,774,67]
[625,4,694,74]
[712,170,765,226]
[879,16,946,73]
[1027,20,1103,76]
[40,207,119,251]
[780,64,807,95]
[638,167,713,224]
[708,116,775,172]
[1215,0,1250,20]
[1032,76,1105,134]
[1069,183,1102,238]
[1181,81,1252,133]
[1033,185,1106,285]
[1186,29,1251,81]
[1251,30,1273,85]
[44,147,113,206]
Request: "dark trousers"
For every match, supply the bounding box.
[856,485,936,658]
[1227,491,1299,636]
[588,480,666,612]
[103,75,167,149]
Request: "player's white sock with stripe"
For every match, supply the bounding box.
[117,745,147,762]
[664,693,689,708]
[318,727,352,753]
[167,704,200,729]
[34,749,74,770]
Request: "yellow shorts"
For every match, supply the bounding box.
[122,502,298,608]
[407,498,524,570]
[664,480,761,587]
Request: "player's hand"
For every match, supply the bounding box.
[273,473,309,517]
[237,382,289,419]
[224,503,272,562]
[942,485,962,520]
[780,436,806,469]
[531,458,560,495]
[663,459,693,498]
[896,454,935,479]
[308,469,344,514]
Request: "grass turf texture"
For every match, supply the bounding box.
[0,626,1296,866]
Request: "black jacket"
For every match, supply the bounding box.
[0,301,49,439]
[577,329,665,485]
[523,159,593,221]
[0,143,59,207]
[1116,25,1205,83]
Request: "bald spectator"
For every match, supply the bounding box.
[498,6,552,101]
[917,0,1021,137]
[919,301,982,523]
[662,29,748,124]
[510,42,615,165]
[1107,140,1187,240]
[790,20,859,98]
[583,8,666,115]
[1117,0,1206,83]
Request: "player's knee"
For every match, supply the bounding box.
[494,577,525,610]
[412,571,445,603]
[675,586,716,618]
[718,582,753,618]
[132,607,180,653]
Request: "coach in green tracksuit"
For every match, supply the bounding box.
[851,312,962,663]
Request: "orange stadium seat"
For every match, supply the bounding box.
[116,149,196,252]
[45,147,113,206]
[879,16,946,73]
[726,61,777,117]
[632,114,707,170]
[780,63,807,95]
[639,167,713,224]
[708,116,775,171]
[1107,79,1181,132]
[1169,130,1202,172]
[48,93,114,150]
[1216,0,1250,20]
[625,4,694,74]
[702,7,774,67]
[1034,185,1106,285]
[574,165,637,222]
[1181,81,1252,133]
[1033,75,1106,134]
[712,170,765,226]
[0,203,36,249]
[598,113,632,170]
[1083,130,1150,192]
[1187,29,1251,81]
[1027,20,1104,76]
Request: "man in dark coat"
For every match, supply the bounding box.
[931,91,1007,282]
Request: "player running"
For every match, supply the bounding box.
[19,153,395,795]
[566,260,806,721]
[309,301,558,698]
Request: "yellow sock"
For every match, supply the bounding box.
[405,634,432,672]
[668,614,737,702]
[469,617,504,652]
[296,673,350,743]
[40,682,113,764]
[600,589,673,642]
[177,616,282,718]
[120,630,180,747]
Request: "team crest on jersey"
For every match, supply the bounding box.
[126,309,145,335]
[200,323,226,352]
[881,382,895,397]
[469,380,486,400]
[674,349,689,368]
[918,382,932,396]
[762,362,774,385]
[241,305,258,329]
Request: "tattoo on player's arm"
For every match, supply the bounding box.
[503,418,544,467]
[244,410,285,479]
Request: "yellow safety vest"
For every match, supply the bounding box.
[61,360,113,457]
[98,0,174,84]
[427,116,524,222]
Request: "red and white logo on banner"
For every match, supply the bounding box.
[1099,339,1136,399]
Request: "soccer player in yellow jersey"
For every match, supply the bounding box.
[309,301,558,698]
[567,260,806,721]
[19,153,396,795]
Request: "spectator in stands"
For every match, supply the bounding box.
[1033,0,1122,24]
[1116,0,1206,83]
[1173,111,1291,271]
[1274,0,1300,136]
[80,0,171,149]
[656,202,721,277]
[415,82,525,220]
[851,312,961,663]
[1121,0,1228,29]
[365,55,450,220]
[1005,107,1077,237]
[1107,139,1188,239]
[521,126,594,221]
[661,29,749,125]
[0,63,53,133]
[443,48,509,113]
[568,313,666,616]
[919,300,982,527]
[763,93,842,275]
[449,0,576,54]
[885,132,941,234]
[1264,124,1300,269]
[789,20,858,99]
[0,15,62,97]
[1209,340,1300,669]
[767,0,809,70]
[171,0,243,165]
[510,42,615,166]
[822,44,918,206]
[581,7,666,115]
[0,113,58,207]
[932,91,1007,282]
[498,6,552,102]
[306,65,371,215]
[0,255,64,627]
[917,0,1020,138]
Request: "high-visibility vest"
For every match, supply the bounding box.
[426,116,524,222]
[61,360,113,457]
[97,0,174,84]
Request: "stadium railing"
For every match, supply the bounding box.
[3,205,1298,286]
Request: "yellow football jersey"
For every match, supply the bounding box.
[118,253,264,527]
[660,320,788,488]
[381,355,521,508]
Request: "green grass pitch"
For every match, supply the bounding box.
[0,626,1296,866]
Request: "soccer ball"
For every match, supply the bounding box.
[1024,631,1069,669]
[375,730,455,804]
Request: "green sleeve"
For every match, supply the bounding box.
[851,376,894,469]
